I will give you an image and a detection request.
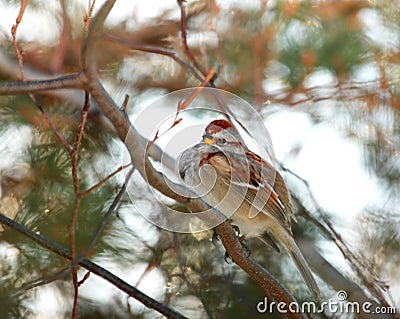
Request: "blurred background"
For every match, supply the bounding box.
[0,0,399,318]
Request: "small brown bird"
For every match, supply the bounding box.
[179,119,320,299]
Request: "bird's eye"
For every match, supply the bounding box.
[220,138,227,144]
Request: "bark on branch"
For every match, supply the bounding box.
[79,1,307,318]
[0,212,187,319]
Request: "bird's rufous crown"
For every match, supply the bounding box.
[204,119,232,134]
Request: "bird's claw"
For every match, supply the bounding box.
[232,224,240,236]
[212,223,239,245]
[222,224,251,262]
[212,229,220,246]
[224,251,233,263]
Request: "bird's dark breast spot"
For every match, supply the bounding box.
[199,152,218,167]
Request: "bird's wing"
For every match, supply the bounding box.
[245,151,297,223]
[202,151,320,300]
[204,150,294,233]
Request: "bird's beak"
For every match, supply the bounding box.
[202,133,214,145]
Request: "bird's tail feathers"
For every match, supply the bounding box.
[286,237,320,300]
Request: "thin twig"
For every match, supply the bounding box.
[81,2,308,316]
[120,94,130,113]
[79,163,132,198]
[80,167,135,257]
[50,0,73,72]
[69,91,91,319]
[84,0,97,34]
[176,66,216,118]
[171,233,215,318]
[281,164,393,309]
[12,267,70,297]
[103,35,233,117]
[292,194,398,318]
[0,73,83,94]
[34,97,73,154]
[267,78,395,107]
[146,66,216,152]
[78,271,91,287]
[9,2,75,155]
[177,0,208,77]
[11,0,27,80]
[104,35,205,83]
[0,213,188,319]
[72,92,91,193]
[11,166,134,311]
[252,0,268,107]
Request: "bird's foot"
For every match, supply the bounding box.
[212,229,220,246]
[223,224,251,262]
[212,220,239,245]
[231,224,240,237]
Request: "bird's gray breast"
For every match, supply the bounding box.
[178,144,201,182]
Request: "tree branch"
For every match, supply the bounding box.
[291,194,396,314]
[0,55,176,174]
[68,91,91,318]
[80,1,307,317]
[0,74,83,94]
[0,213,187,319]
[104,35,205,83]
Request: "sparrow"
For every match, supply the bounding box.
[178,119,320,299]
